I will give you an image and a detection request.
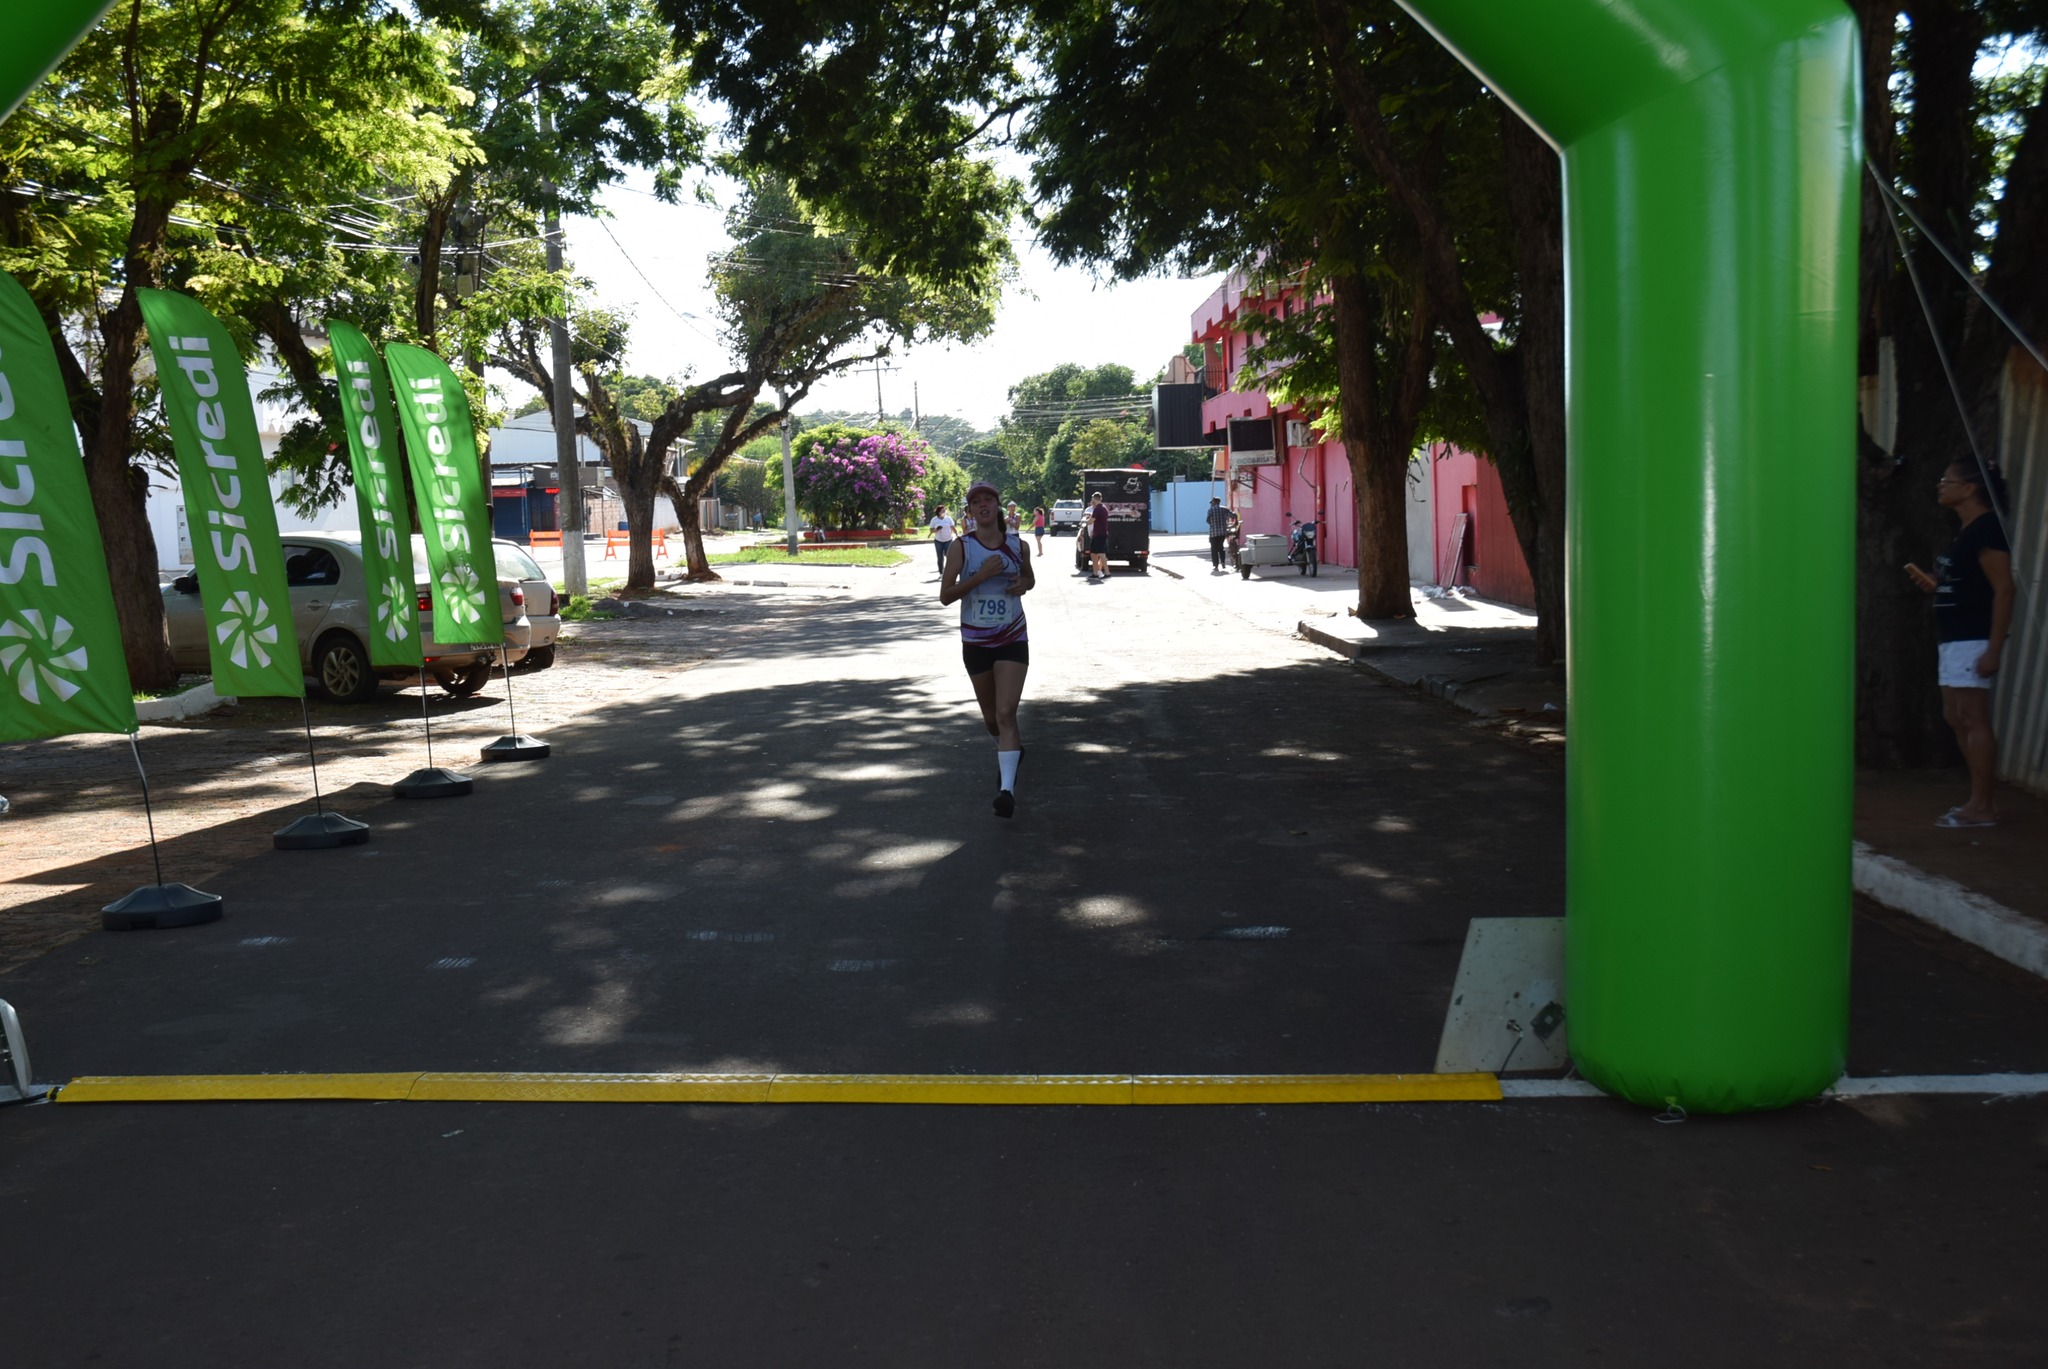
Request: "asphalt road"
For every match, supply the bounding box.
[3,555,2045,1366]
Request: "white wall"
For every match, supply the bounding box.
[1405,454,1435,584]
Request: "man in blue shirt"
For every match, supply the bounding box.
[1205,496,1234,572]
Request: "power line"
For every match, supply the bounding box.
[594,216,722,347]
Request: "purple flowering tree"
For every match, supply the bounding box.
[791,425,932,531]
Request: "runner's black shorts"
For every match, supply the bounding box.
[963,640,1030,675]
[1088,534,1108,553]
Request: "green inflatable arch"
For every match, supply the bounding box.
[8,2,1861,1111]
[0,2,115,124]
[1398,0,1861,1111]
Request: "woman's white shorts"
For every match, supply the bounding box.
[1938,639,1993,689]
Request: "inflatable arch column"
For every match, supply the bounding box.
[1396,1,1861,1110]
[1,3,116,123]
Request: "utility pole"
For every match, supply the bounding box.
[540,104,587,597]
[858,357,898,425]
[913,381,920,431]
[777,387,800,557]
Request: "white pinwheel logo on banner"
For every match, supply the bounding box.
[214,589,280,668]
[437,562,487,628]
[374,573,414,643]
[0,609,88,705]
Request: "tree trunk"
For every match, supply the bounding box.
[1853,0,1985,766]
[1331,273,1412,619]
[84,272,177,691]
[1500,109,1567,665]
[666,474,719,581]
[415,193,451,348]
[622,484,658,592]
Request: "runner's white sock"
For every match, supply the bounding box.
[998,749,1020,792]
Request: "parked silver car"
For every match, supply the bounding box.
[493,539,561,670]
[161,531,532,703]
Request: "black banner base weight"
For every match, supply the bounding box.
[102,883,224,931]
[272,811,371,850]
[394,767,474,798]
[480,734,550,762]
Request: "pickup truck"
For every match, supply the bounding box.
[1049,499,1085,532]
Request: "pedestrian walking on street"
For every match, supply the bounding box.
[927,505,957,574]
[942,482,1034,819]
[1206,495,1233,572]
[1087,491,1110,580]
[1031,505,1047,555]
[1906,459,2014,828]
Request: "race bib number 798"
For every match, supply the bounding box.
[967,594,1011,628]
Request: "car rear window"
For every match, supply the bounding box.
[494,542,546,581]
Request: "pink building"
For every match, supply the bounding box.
[1422,441,1535,609]
[1176,273,1534,610]
[1186,276,1357,569]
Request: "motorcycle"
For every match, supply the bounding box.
[1288,518,1318,576]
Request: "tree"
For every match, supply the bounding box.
[661,0,1027,293]
[1306,0,1564,656]
[0,0,468,690]
[1026,1,1449,620]
[715,457,768,521]
[789,426,934,530]
[503,176,1003,588]
[408,0,699,353]
[1849,3,2048,764]
[993,362,1146,508]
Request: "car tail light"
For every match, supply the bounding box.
[417,592,431,611]
[548,587,558,615]
[511,586,525,607]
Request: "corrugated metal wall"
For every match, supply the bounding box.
[1994,349,2047,794]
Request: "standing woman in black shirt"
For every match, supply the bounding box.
[1906,460,2015,827]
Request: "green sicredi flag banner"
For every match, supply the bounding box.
[384,344,495,646]
[137,288,303,699]
[0,270,136,740]
[326,322,422,669]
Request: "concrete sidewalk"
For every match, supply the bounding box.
[1206,532,2047,981]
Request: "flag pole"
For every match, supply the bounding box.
[479,637,549,762]
[101,733,223,930]
[395,669,474,797]
[273,696,369,848]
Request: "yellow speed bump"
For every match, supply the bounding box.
[410,1072,774,1103]
[52,1071,1504,1106]
[56,1073,422,1103]
[768,1074,1134,1105]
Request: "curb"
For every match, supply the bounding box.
[1297,618,1362,658]
[1852,841,2048,980]
[134,681,234,723]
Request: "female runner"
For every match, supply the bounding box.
[942,482,1034,818]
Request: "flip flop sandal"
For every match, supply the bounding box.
[1935,812,1997,828]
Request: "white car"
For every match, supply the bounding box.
[493,539,561,670]
[161,531,533,702]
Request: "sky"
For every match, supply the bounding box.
[544,169,1224,434]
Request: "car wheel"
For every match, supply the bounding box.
[314,634,376,704]
[523,644,556,671]
[442,660,496,696]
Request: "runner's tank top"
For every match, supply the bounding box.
[958,532,1028,647]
